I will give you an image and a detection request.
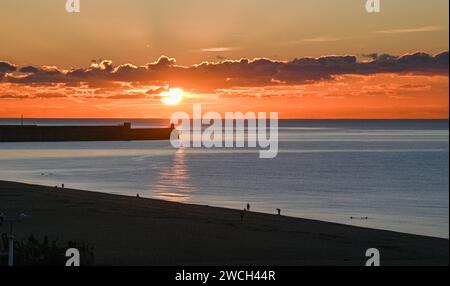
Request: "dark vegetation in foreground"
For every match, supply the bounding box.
[0,234,94,266]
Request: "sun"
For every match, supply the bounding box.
[161,88,184,105]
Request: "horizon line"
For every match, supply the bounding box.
[0,117,448,121]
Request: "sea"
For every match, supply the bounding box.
[0,118,448,238]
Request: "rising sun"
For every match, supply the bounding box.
[161,88,184,105]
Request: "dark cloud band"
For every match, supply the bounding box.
[2,51,448,89]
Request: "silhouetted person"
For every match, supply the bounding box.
[62,184,65,189]
[240,209,245,221]
[0,212,5,226]
[276,208,281,216]
[247,203,250,211]
[136,194,140,198]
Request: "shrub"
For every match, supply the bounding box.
[0,234,94,266]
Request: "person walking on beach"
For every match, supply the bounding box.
[246,203,251,211]
[277,208,281,216]
[240,209,245,222]
[0,212,5,226]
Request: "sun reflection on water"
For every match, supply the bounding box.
[152,148,193,202]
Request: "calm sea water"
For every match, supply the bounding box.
[0,119,448,238]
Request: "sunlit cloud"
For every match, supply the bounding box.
[375,26,446,34]
[303,36,350,43]
[201,47,237,52]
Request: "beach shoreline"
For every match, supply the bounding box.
[0,180,448,266]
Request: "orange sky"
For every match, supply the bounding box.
[1,73,448,119]
[0,0,449,119]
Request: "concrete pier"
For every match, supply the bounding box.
[0,123,175,142]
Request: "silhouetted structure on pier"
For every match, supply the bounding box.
[0,123,176,142]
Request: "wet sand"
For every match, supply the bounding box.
[0,180,448,266]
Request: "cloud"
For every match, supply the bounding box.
[1,51,448,91]
[363,53,398,62]
[0,92,65,100]
[0,94,27,99]
[303,36,349,43]
[33,92,66,99]
[19,66,40,73]
[375,26,446,34]
[146,87,168,95]
[0,61,17,78]
[201,47,236,52]
[102,93,150,100]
